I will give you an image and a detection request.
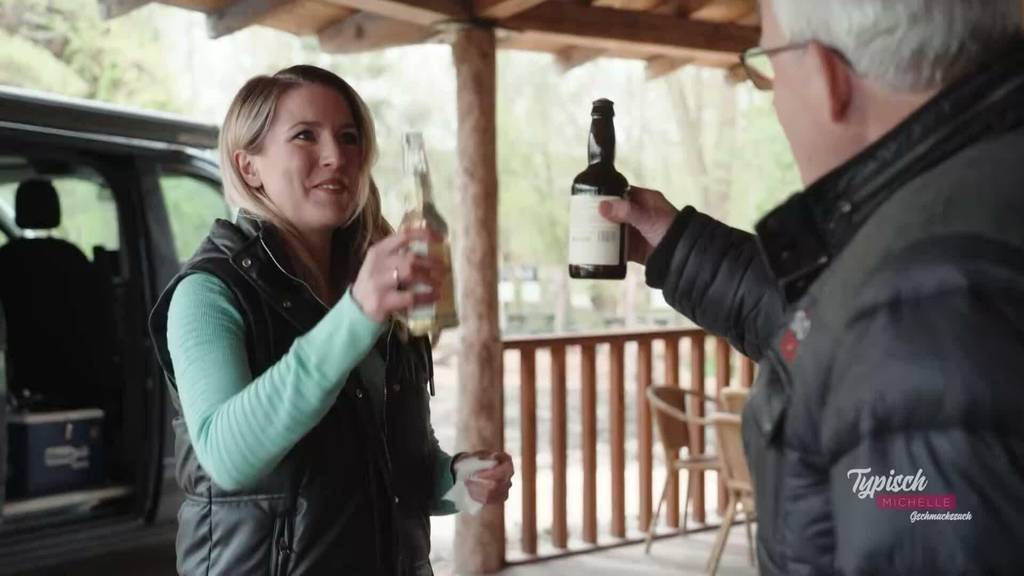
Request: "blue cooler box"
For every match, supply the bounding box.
[6,409,104,499]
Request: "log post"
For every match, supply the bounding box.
[452,21,503,574]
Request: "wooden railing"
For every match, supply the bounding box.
[500,328,755,560]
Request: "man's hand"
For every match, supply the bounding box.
[455,451,514,505]
[598,186,679,264]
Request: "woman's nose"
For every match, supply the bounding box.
[321,139,345,168]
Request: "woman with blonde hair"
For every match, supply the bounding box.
[149,65,513,575]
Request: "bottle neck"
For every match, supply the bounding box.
[587,117,616,166]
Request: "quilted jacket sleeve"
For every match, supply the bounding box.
[646,206,785,361]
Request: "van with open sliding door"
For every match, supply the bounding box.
[0,87,228,574]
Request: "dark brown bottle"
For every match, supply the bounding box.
[568,99,628,280]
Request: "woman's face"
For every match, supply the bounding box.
[240,83,364,235]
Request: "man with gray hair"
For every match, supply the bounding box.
[602,0,1024,574]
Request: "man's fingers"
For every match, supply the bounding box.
[598,198,632,224]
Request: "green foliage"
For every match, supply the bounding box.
[0,28,88,95]
[0,0,180,111]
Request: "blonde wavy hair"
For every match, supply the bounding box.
[219,65,392,301]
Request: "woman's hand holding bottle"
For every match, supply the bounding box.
[351,228,444,323]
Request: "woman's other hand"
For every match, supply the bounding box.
[351,227,444,322]
[458,451,515,505]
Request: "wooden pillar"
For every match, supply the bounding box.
[453,22,503,575]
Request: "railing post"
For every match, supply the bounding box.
[550,344,568,549]
[581,343,598,544]
[741,355,755,388]
[664,336,681,528]
[520,347,537,555]
[690,334,706,524]
[637,339,653,532]
[715,338,731,516]
[610,339,626,538]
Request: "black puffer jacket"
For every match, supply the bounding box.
[646,39,1024,576]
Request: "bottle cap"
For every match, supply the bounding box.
[591,98,615,117]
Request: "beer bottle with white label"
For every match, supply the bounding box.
[568,98,628,280]
[398,131,459,337]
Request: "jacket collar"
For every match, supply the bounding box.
[756,37,1024,303]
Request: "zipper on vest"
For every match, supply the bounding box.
[258,233,329,310]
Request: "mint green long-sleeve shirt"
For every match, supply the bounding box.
[166,272,454,505]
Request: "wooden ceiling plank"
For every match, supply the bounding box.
[318,12,434,53]
[591,0,664,10]
[474,0,549,19]
[502,3,759,60]
[689,0,755,23]
[321,0,467,26]
[207,0,297,38]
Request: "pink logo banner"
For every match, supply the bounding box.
[875,493,957,510]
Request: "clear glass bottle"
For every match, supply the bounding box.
[399,131,458,337]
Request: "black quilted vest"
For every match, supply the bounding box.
[149,215,441,576]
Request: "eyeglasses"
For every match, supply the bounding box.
[740,42,852,91]
[739,42,810,91]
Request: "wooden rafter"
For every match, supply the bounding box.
[322,0,468,26]
[474,0,549,20]
[207,0,296,38]
[99,0,153,18]
[318,12,434,53]
[502,3,759,64]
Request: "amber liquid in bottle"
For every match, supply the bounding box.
[568,99,628,280]
[399,132,458,337]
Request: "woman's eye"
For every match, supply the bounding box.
[340,131,360,146]
[294,130,315,142]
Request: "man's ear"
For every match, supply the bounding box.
[234,150,262,189]
[810,41,853,122]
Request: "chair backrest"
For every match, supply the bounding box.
[647,386,710,458]
[711,413,751,490]
[719,387,750,414]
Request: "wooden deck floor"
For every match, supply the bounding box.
[498,529,758,576]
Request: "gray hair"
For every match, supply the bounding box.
[770,0,1022,91]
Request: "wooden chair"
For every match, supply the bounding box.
[707,413,756,575]
[644,386,719,554]
[718,387,750,415]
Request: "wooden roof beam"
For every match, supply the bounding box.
[318,12,434,53]
[474,0,549,20]
[502,3,759,63]
[99,0,152,19]
[208,0,298,39]
[322,0,468,26]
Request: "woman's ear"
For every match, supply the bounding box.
[234,150,262,189]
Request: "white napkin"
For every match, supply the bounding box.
[442,456,497,515]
